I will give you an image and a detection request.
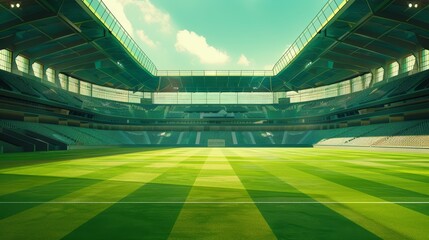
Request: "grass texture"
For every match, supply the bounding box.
[0,147,428,239]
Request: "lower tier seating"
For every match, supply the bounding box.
[1,119,429,153]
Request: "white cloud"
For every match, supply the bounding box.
[103,0,134,36]
[175,30,229,65]
[237,54,250,66]
[136,30,157,48]
[128,0,172,33]
[104,0,172,34]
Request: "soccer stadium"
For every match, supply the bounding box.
[0,0,429,239]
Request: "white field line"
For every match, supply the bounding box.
[45,159,429,163]
[0,201,428,204]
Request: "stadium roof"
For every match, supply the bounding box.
[0,0,428,92]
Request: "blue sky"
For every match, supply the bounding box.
[104,0,327,70]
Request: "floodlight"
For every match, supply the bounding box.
[414,3,418,8]
[408,2,413,7]
[10,3,15,8]
[16,3,20,8]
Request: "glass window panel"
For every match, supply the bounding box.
[220,92,237,104]
[0,49,12,72]
[363,73,372,88]
[375,67,384,82]
[129,91,144,103]
[80,81,92,96]
[421,49,429,71]
[191,92,207,104]
[46,68,55,83]
[178,92,192,104]
[59,74,68,90]
[338,80,351,95]
[92,84,129,102]
[402,55,415,73]
[16,55,29,74]
[153,92,177,104]
[206,93,220,104]
[351,76,363,92]
[287,91,300,103]
[68,77,79,93]
[32,62,43,79]
[143,92,152,99]
[388,61,399,78]
[325,84,339,98]
[92,84,107,99]
[273,92,287,104]
[238,92,273,104]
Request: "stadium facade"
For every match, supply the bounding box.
[1,0,429,151]
[1,1,429,239]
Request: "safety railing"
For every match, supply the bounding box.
[82,0,348,77]
[82,0,158,76]
[272,0,349,75]
[156,70,274,77]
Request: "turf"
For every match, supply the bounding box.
[0,147,428,239]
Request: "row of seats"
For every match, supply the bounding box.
[315,121,428,147]
[269,70,429,118]
[1,69,429,121]
[2,119,429,151]
[375,121,429,147]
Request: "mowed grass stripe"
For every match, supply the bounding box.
[63,149,206,240]
[0,161,138,219]
[0,174,62,196]
[0,152,136,179]
[0,180,144,240]
[341,161,429,196]
[0,148,151,170]
[359,160,429,177]
[226,149,380,240]
[295,161,429,217]
[399,162,429,168]
[304,148,429,160]
[1,164,94,178]
[261,148,429,163]
[0,177,101,220]
[345,160,429,183]
[374,158,429,167]
[259,161,429,240]
[0,148,192,240]
[169,148,277,240]
[1,147,428,239]
[0,158,137,200]
[302,160,429,196]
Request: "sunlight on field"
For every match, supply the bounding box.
[0,147,428,239]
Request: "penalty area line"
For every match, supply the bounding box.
[0,201,428,204]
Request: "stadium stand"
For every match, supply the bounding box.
[2,2,429,239]
[1,66,429,152]
[374,121,429,148]
[414,74,429,91]
[1,73,41,98]
[1,0,429,153]
[1,67,429,124]
[2,118,429,152]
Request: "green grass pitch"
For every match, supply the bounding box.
[0,147,428,239]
